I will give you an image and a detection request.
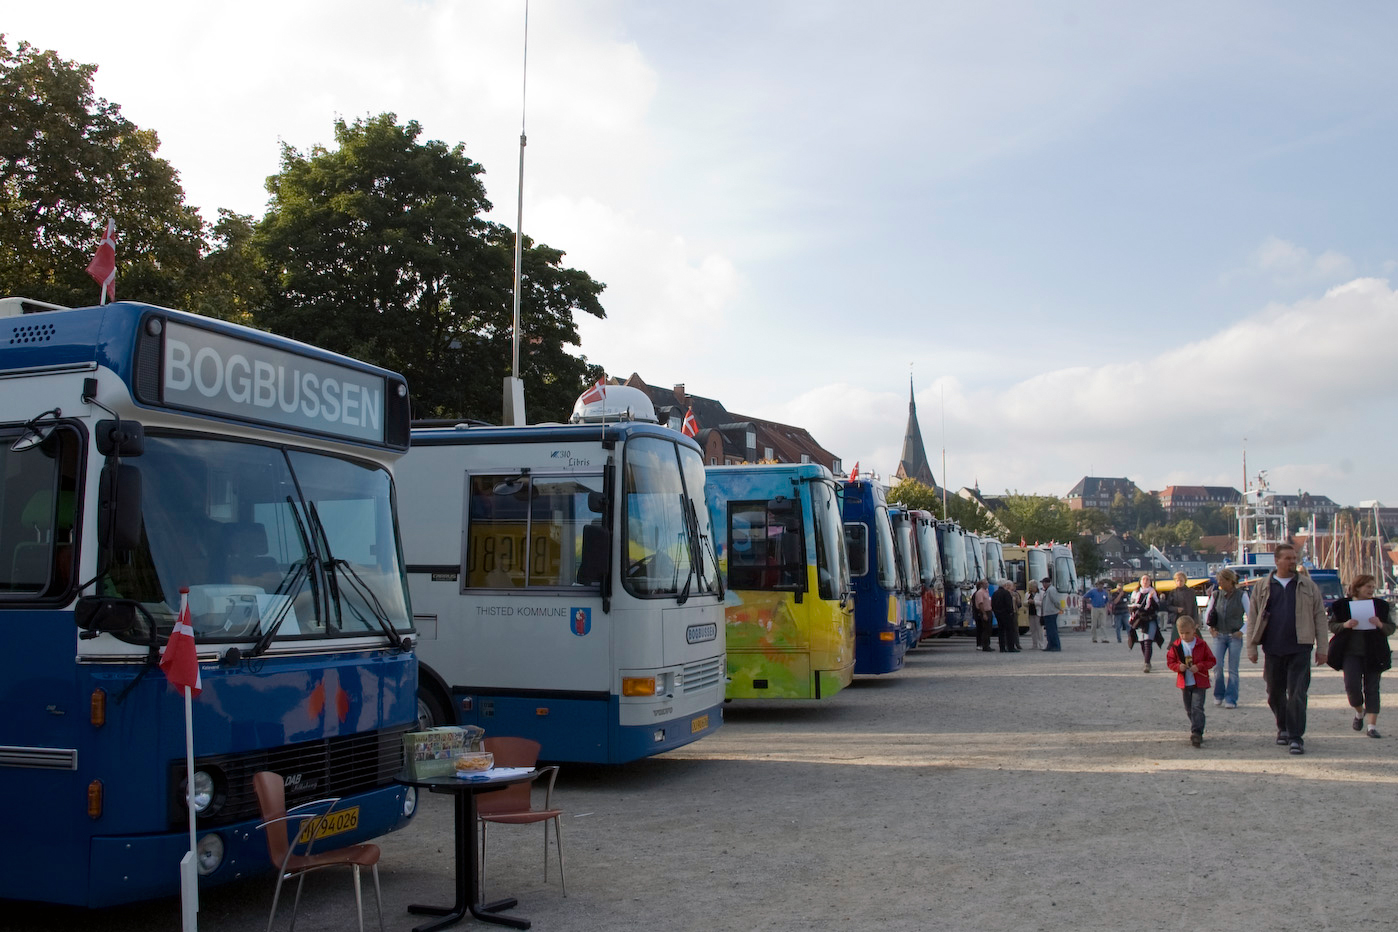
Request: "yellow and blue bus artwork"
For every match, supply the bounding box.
[704,463,855,700]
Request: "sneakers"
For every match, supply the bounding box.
[1353,715,1364,731]
[1223,701,1236,709]
[1289,740,1304,755]
[1276,731,1289,746]
[1142,662,1151,673]
[1215,697,1224,707]
[1368,727,1382,739]
[1190,733,1203,747]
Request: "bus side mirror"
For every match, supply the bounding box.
[95,420,144,457]
[74,596,137,636]
[587,491,608,515]
[98,463,143,558]
[577,522,610,586]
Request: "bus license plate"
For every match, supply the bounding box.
[690,714,708,734]
[295,806,360,845]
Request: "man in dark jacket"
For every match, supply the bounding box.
[992,579,1020,653]
[1246,543,1329,755]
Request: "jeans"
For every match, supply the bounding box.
[1263,650,1313,741]
[1182,685,1207,736]
[1042,614,1061,651]
[1114,612,1129,642]
[1212,634,1242,705]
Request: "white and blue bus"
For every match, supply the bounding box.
[396,386,726,763]
[0,298,420,907]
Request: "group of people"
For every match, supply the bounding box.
[1126,543,1393,753]
[968,544,1394,755]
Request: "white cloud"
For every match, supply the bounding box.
[1246,236,1356,286]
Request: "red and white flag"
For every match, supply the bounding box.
[681,407,699,437]
[160,588,202,696]
[580,377,606,406]
[848,462,860,481]
[86,218,117,303]
[1020,537,1026,548]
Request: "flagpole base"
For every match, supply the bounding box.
[502,377,526,427]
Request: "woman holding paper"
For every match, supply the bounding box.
[1327,574,1395,738]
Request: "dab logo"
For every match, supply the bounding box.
[570,607,591,636]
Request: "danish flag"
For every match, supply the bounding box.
[848,462,859,481]
[580,378,606,406]
[160,588,202,696]
[682,408,699,437]
[86,218,117,303]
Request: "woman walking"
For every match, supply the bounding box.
[1327,574,1395,738]
[1165,571,1199,643]
[1204,568,1248,708]
[1129,574,1163,672]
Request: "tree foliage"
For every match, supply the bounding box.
[0,37,214,308]
[886,480,1000,535]
[254,114,606,423]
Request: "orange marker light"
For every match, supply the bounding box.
[87,780,103,819]
[90,688,107,728]
[622,677,657,697]
[879,631,896,641]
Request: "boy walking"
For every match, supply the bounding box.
[1166,617,1216,747]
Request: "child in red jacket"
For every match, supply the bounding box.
[1167,617,1217,747]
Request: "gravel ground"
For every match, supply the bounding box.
[7,627,1395,932]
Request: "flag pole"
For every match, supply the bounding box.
[179,679,198,932]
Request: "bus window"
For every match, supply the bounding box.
[728,500,805,591]
[874,506,899,592]
[465,473,604,589]
[1054,555,1075,593]
[1,426,79,599]
[623,437,703,598]
[812,482,849,600]
[844,523,868,577]
[1028,549,1049,586]
[916,522,939,587]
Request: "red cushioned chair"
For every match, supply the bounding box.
[477,737,565,897]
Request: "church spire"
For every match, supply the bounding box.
[895,374,938,489]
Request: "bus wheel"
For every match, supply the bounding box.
[416,688,450,730]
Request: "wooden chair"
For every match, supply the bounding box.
[478,737,565,897]
[253,771,384,932]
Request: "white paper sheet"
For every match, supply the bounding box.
[1350,599,1377,630]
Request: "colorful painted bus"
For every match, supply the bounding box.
[841,479,909,674]
[703,463,854,699]
[889,507,924,650]
[911,510,947,638]
[0,298,419,907]
[396,386,726,763]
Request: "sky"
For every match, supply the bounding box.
[11,1,1398,506]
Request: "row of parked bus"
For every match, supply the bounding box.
[0,297,1079,908]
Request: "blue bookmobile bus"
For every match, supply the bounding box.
[0,298,419,907]
[396,385,727,763]
[841,479,910,674]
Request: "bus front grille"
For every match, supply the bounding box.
[682,656,725,694]
[172,723,412,829]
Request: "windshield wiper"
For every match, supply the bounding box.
[307,501,406,652]
[246,558,311,658]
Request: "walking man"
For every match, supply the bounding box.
[993,579,1020,652]
[1246,544,1329,755]
[1086,580,1110,643]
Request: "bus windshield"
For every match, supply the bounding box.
[942,529,968,584]
[983,540,1005,583]
[873,505,898,591]
[916,520,939,587]
[1028,549,1049,586]
[891,512,918,592]
[963,537,983,582]
[623,436,719,598]
[810,480,850,601]
[1054,554,1076,593]
[105,435,411,642]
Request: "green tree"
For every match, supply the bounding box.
[255,113,605,423]
[0,37,210,307]
[1173,518,1201,549]
[1074,534,1104,579]
[1108,491,1135,531]
[1133,490,1167,530]
[885,480,999,535]
[995,494,1074,547]
[1073,507,1110,535]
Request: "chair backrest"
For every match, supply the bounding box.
[253,771,291,867]
[478,737,541,815]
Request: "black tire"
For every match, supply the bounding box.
[416,687,450,731]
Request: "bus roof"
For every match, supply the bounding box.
[410,419,704,452]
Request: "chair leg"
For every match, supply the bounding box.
[288,873,308,932]
[552,817,566,897]
[352,864,365,932]
[542,821,549,883]
[266,874,287,932]
[371,863,385,932]
[479,820,488,900]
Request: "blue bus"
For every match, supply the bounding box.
[888,506,924,650]
[841,479,909,674]
[936,520,972,634]
[0,298,419,907]
[396,385,727,763]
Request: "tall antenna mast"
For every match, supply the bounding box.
[503,0,531,426]
[940,383,947,517]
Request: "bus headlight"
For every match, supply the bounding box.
[195,834,224,875]
[403,787,418,817]
[190,771,215,812]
